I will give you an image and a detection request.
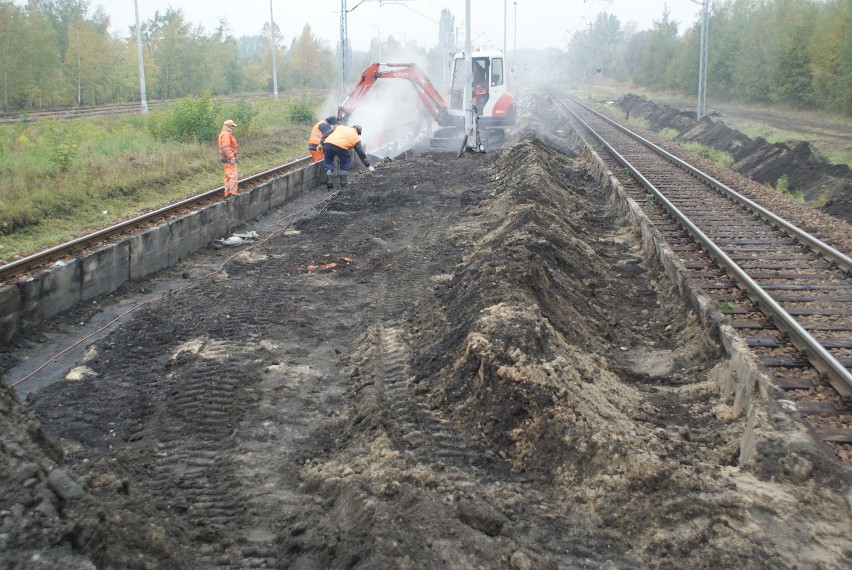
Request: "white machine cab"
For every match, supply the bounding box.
[448,49,517,128]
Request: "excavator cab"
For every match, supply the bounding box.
[447,50,516,128]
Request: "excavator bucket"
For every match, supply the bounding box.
[429,127,465,151]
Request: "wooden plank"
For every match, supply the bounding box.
[796,402,842,415]
[772,377,816,390]
[746,337,779,348]
[759,356,809,367]
[814,429,852,443]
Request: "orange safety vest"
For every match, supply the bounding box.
[308,121,324,148]
[218,130,238,160]
[323,126,361,150]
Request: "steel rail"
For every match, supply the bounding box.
[553,89,852,396]
[0,156,312,282]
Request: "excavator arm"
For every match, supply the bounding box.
[338,62,454,127]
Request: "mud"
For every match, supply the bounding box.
[2,93,850,569]
[615,93,852,226]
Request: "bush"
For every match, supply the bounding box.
[147,92,222,143]
[286,97,315,124]
[46,121,78,172]
[222,98,257,132]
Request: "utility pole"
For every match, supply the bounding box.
[340,0,348,96]
[270,0,278,99]
[503,0,507,64]
[463,0,473,147]
[133,0,148,115]
[696,0,709,120]
[513,1,517,85]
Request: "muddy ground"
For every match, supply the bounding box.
[2,93,851,569]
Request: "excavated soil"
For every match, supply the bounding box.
[2,93,851,569]
[615,93,852,227]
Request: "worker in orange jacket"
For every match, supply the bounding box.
[308,116,338,162]
[320,124,374,189]
[218,119,239,197]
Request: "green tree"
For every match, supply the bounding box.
[63,8,115,105]
[288,25,334,89]
[591,12,625,80]
[209,20,241,95]
[634,7,679,88]
[18,3,63,107]
[144,8,210,99]
[0,2,26,109]
[809,0,850,112]
[767,0,816,106]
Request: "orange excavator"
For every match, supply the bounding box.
[338,55,516,155]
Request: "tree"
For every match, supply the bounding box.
[591,12,625,80]
[288,25,334,89]
[141,9,212,99]
[19,3,62,107]
[0,2,25,109]
[209,20,241,95]
[438,8,456,53]
[809,0,849,112]
[62,8,115,105]
[634,6,679,88]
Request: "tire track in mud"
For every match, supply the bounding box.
[109,291,292,567]
[153,360,250,566]
[357,180,519,489]
[151,345,265,568]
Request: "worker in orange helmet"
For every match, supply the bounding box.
[218,119,239,197]
[308,115,338,162]
[320,124,375,189]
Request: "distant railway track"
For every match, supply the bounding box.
[0,101,165,123]
[549,87,852,461]
[0,92,279,124]
[0,157,312,285]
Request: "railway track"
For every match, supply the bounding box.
[0,157,312,286]
[549,88,852,462]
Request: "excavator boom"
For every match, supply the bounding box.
[338,62,455,127]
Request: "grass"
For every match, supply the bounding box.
[0,96,312,263]
[730,121,799,144]
[771,174,808,204]
[682,142,735,168]
[820,148,852,169]
[658,128,679,140]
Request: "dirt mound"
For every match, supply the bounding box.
[615,93,852,225]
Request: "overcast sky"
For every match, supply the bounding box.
[88,1,703,51]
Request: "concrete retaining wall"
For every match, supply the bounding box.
[0,161,323,345]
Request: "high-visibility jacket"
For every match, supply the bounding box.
[218,130,238,160]
[323,126,361,150]
[308,121,333,150]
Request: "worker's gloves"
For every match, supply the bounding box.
[316,144,323,153]
[368,165,376,172]
[219,157,228,163]
[229,158,238,164]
